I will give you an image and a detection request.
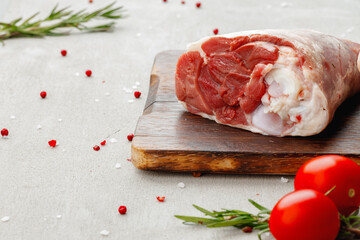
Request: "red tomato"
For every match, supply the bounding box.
[295,155,360,216]
[269,189,340,240]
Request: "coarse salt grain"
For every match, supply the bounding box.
[105,92,110,96]
[135,81,140,85]
[37,124,42,129]
[1,216,10,222]
[56,215,62,219]
[136,33,142,37]
[280,2,290,7]
[128,99,134,103]
[100,230,110,236]
[115,163,121,169]
[347,26,355,33]
[10,115,15,120]
[132,85,138,89]
[75,72,80,76]
[110,138,118,143]
[95,99,100,102]
[177,182,185,188]
[281,177,289,183]
[58,118,62,122]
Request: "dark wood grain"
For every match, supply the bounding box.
[131,50,360,175]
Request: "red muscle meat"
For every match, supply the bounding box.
[176,30,360,136]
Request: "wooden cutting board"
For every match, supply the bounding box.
[131,50,360,175]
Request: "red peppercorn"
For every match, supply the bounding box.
[100,140,106,146]
[1,128,9,137]
[89,0,93,3]
[118,205,127,214]
[192,172,202,177]
[134,91,141,98]
[85,70,92,77]
[163,0,167,2]
[213,28,219,35]
[181,1,185,4]
[40,91,47,98]
[60,50,67,56]
[48,140,57,147]
[156,196,165,202]
[93,145,100,151]
[127,134,134,141]
[242,226,253,233]
[196,2,201,8]
[127,158,132,162]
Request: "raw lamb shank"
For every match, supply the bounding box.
[175,29,360,136]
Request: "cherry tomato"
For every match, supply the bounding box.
[269,189,340,240]
[294,155,360,216]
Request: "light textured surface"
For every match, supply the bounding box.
[0,0,359,239]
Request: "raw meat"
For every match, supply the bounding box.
[175,29,360,136]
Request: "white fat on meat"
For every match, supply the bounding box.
[251,46,328,136]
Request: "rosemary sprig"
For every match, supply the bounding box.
[0,2,125,42]
[175,200,271,240]
[175,200,360,240]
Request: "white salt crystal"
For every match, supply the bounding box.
[125,89,132,93]
[280,2,289,7]
[347,26,355,33]
[58,118,62,122]
[128,99,134,103]
[75,72,80,76]
[56,215,62,219]
[1,216,10,222]
[115,163,121,169]
[37,124,42,130]
[110,138,117,143]
[100,230,110,236]
[136,33,142,37]
[105,92,110,96]
[132,85,138,89]
[281,177,289,183]
[95,99,100,102]
[62,149,66,152]
[135,81,140,85]
[177,182,185,188]
[10,115,15,120]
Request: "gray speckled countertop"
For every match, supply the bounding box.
[0,0,359,239]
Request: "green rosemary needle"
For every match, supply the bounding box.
[0,2,125,42]
[175,200,360,240]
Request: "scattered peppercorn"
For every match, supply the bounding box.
[134,91,141,98]
[85,70,92,77]
[181,1,185,4]
[242,226,253,233]
[40,91,47,98]
[93,145,100,151]
[1,128,9,137]
[127,134,134,141]
[157,196,166,202]
[48,140,57,147]
[100,140,106,146]
[118,205,127,214]
[213,28,219,35]
[196,2,201,8]
[192,172,202,177]
[60,50,67,56]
